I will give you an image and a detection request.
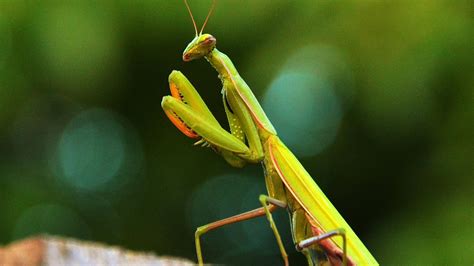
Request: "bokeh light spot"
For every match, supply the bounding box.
[282,45,355,106]
[12,204,90,240]
[263,70,342,157]
[57,109,126,191]
[263,45,348,157]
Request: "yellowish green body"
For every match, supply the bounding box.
[161,3,378,265]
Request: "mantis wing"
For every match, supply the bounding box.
[268,136,378,265]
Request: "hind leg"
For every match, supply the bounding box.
[291,209,329,266]
[296,214,354,266]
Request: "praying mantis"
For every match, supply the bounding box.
[161,1,378,265]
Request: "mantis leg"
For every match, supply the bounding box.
[297,224,351,266]
[195,205,279,265]
[291,209,320,266]
[258,195,289,266]
[161,70,263,166]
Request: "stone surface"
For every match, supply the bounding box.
[0,235,195,266]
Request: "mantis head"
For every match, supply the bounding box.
[182,0,216,61]
[183,34,216,61]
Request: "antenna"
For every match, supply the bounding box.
[199,0,216,35]
[184,0,198,36]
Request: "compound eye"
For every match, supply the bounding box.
[203,36,216,45]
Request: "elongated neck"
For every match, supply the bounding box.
[205,48,239,79]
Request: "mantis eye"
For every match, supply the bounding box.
[202,36,216,45]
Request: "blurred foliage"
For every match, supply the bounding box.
[0,0,472,265]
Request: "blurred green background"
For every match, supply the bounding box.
[0,0,472,265]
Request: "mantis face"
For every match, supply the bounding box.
[182,34,216,61]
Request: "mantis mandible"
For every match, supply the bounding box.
[161,1,378,265]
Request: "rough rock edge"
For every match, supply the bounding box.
[0,235,195,266]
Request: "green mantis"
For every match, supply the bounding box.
[161,1,378,265]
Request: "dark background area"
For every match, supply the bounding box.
[0,0,472,265]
